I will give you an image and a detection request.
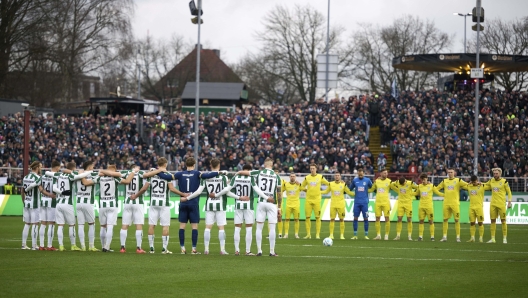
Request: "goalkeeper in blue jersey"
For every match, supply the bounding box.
[348,168,373,240]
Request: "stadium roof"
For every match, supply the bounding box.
[392,53,528,73]
[181,82,246,101]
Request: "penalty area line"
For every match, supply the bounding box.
[283,255,528,263]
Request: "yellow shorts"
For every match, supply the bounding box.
[443,204,460,220]
[285,205,300,220]
[418,207,434,221]
[305,200,321,218]
[329,206,345,220]
[397,203,413,218]
[469,207,484,223]
[490,204,506,220]
[375,203,391,217]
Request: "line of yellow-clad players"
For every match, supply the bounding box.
[278,166,512,244]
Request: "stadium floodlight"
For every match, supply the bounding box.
[453,12,472,53]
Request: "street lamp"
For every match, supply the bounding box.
[453,12,472,53]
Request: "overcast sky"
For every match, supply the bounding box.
[133,0,528,65]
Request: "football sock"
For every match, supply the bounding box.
[234,227,241,252]
[284,220,290,235]
[57,225,64,246]
[490,222,496,238]
[305,220,311,235]
[385,221,391,236]
[100,227,107,248]
[105,225,113,249]
[32,225,38,248]
[148,234,155,249]
[256,223,263,253]
[22,224,29,246]
[419,223,424,238]
[78,224,85,248]
[162,236,169,250]
[470,225,476,238]
[396,221,402,236]
[407,221,412,237]
[340,221,345,236]
[502,222,507,237]
[120,229,127,247]
[47,224,54,247]
[478,225,484,238]
[192,229,198,249]
[88,224,95,248]
[69,226,76,246]
[245,227,253,253]
[429,223,435,238]
[179,229,185,247]
[136,230,143,248]
[219,230,226,251]
[353,219,358,234]
[294,220,300,235]
[204,228,211,251]
[39,225,46,247]
[269,223,276,254]
[375,221,381,236]
[315,218,321,236]
[329,221,335,236]
[442,221,448,237]
[364,220,369,235]
[455,222,460,238]
[277,221,283,235]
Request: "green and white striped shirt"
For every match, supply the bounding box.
[250,169,282,203]
[98,176,122,208]
[123,170,147,205]
[54,172,75,205]
[229,175,258,210]
[23,173,41,209]
[149,175,170,207]
[203,175,229,211]
[75,171,100,204]
[40,174,55,208]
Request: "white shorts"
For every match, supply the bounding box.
[99,207,118,226]
[205,211,227,226]
[23,208,40,224]
[256,202,278,224]
[39,207,55,222]
[56,204,75,225]
[234,209,254,225]
[149,206,170,226]
[76,203,95,225]
[122,204,145,226]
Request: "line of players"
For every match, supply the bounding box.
[21,157,284,256]
[279,165,512,244]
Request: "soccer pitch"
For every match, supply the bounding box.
[1,217,527,298]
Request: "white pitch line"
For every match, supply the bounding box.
[283,255,528,263]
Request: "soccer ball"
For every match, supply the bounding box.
[323,237,333,246]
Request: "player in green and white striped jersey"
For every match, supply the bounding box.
[147,158,188,254]
[95,163,136,252]
[22,161,52,250]
[45,162,93,251]
[74,161,101,251]
[185,159,232,255]
[213,164,269,256]
[39,160,60,251]
[238,158,282,256]
[119,162,168,254]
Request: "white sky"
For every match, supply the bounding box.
[133,0,528,65]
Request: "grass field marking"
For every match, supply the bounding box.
[284,255,528,263]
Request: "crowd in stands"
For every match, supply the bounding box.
[1,87,527,191]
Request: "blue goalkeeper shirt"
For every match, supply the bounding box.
[349,177,372,204]
[174,170,219,207]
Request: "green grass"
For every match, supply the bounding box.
[1,217,527,297]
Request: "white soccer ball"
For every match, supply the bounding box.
[323,237,333,247]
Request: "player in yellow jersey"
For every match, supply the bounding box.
[300,164,330,239]
[280,173,302,239]
[484,168,512,244]
[321,172,354,240]
[411,173,444,241]
[463,175,490,243]
[390,177,418,241]
[435,168,468,242]
[369,169,392,240]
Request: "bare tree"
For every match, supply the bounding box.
[255,4,354,103]
[351,15,451,93]
[477,17,528,91]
